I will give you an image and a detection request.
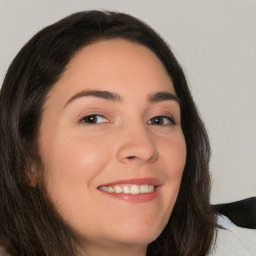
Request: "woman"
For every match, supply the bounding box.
[0,11,216,255]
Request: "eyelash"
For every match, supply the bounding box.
[147,115,177,126]
[80,114,176,126]
[81,114,108,124]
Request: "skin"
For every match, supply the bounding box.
[39,39,187,256]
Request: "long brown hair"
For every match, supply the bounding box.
[0,11,216,256]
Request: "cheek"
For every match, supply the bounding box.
[41,131,111,201]
[161,133,187,177]
[158,134,186,219]
[40,132,114,233]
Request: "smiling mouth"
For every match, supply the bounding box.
[99,184,156,194]
[97,178,161,202]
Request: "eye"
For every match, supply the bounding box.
[81,114,108,124]
[148,115,176,126]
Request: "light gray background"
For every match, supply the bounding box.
[0,0,255,204]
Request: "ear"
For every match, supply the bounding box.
[25,163,38,187]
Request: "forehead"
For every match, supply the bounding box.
[48,39,175,104]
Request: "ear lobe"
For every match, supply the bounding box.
[25,164,38,187]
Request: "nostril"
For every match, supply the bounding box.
[127,156,136,160]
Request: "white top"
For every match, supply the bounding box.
[208,215,256,256]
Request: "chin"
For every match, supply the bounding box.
[106,222,165,246]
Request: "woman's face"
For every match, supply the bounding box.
[39,39,186,253]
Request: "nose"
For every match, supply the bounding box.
[116,122,159,165]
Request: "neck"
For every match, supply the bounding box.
[77,241,147,256]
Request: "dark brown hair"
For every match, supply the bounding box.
[0,10,216,256]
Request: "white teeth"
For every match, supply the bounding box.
[140,184,149,193]
[114,185,122,193]
[100,186,109,192]
[99,184,156,194]
[108,186,114,193]
[122,185,130,193]
[130,185,140,194]
[149,185,154,192]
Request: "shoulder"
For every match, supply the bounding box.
[208,215,256,256]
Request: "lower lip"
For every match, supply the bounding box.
[98,188,159,203]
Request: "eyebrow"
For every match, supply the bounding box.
[148,91,180,105]
[64,89,180,108]
[64,90,123,108]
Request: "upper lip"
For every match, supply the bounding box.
[98,177,163,187]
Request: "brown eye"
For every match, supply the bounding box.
[82,115,108,124]
[148,116,176,126]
